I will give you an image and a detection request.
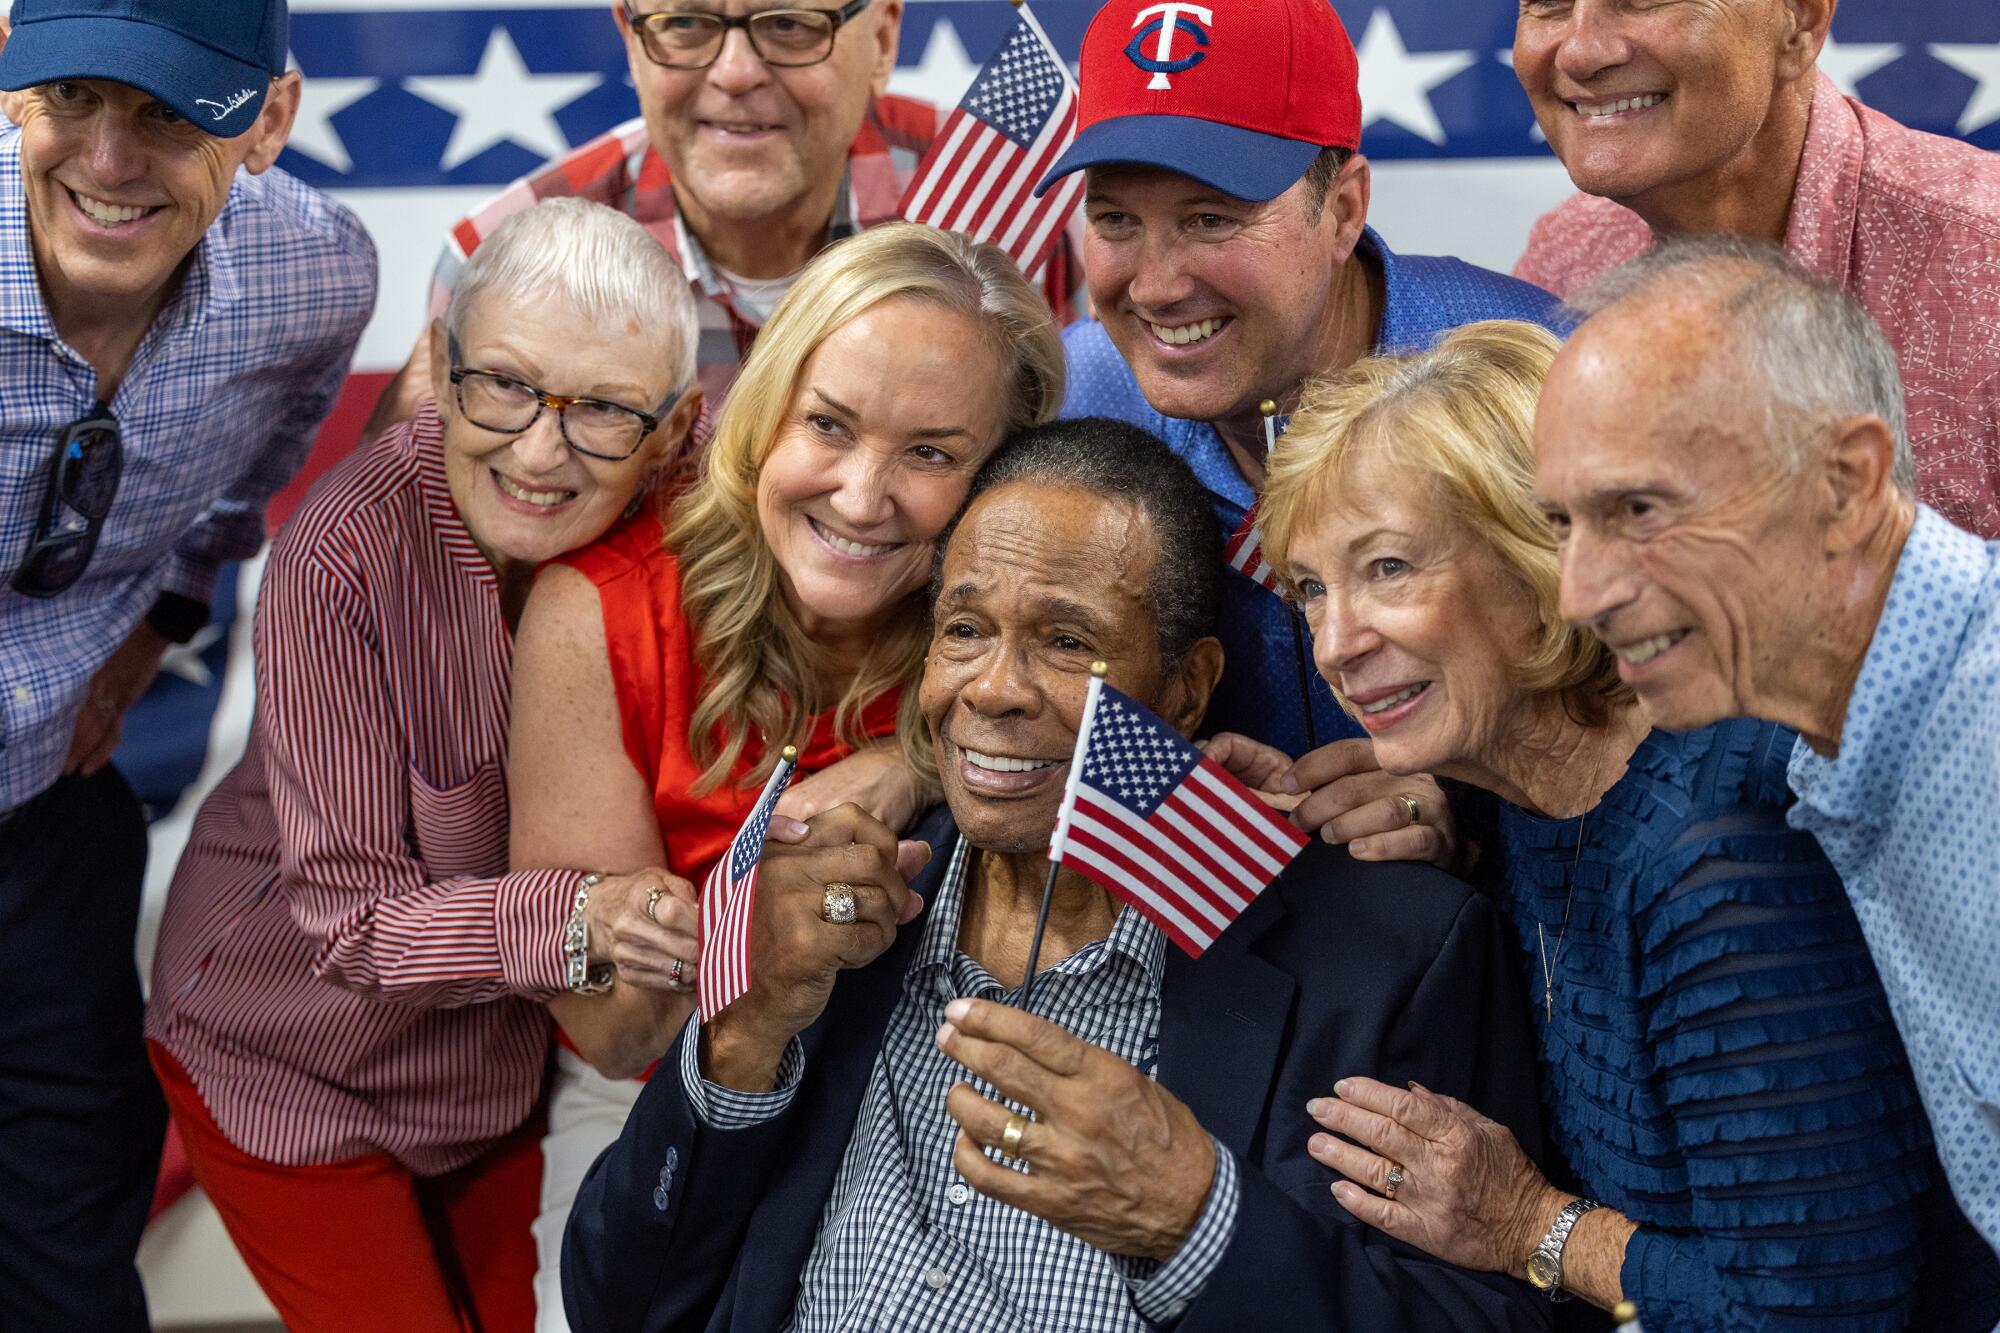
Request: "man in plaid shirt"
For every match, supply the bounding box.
[0,0,374,1326]
[367,0,1078,441]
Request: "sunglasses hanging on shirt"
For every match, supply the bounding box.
[12,403,122,599]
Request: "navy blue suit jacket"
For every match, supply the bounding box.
[564,807,1554,1332]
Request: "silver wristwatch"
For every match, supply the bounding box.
[563,873,615,995]
[1525,1197,1599,1301]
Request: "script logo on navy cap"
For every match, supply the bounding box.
[1126,3,1214,91]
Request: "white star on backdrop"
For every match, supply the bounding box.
[1354,8,1476,146]
[1817,34,1902,101]
[1930,41,2000,135]
[285,53,379,173]
[159,625,227,688]
[405,26,601,172]
[890,18,980,111]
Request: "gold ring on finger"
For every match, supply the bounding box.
[644,885,663,924]
[1383,1161,1405,1201]
[820,883,859,925]
[999,1112,1029,1159]
[1394,794,1421,826]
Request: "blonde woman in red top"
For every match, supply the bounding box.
[508,223,1067,1331]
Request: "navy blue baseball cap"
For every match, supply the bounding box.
[0,0,288,139]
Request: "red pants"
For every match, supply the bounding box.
[149,1042,540,1333]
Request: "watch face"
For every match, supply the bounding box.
[1526,1251,1561,1290]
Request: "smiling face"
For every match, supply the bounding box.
[1512,0,1815,209]
[428,291,696,570]
[924,481,1217,855]
[1285,448,1546,779]
[754,295,1011,646]
[1082,163,1366,425]
[619,0,900,233]
[1533,306,1822,731]
[3,75,298,326]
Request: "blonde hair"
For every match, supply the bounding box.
[1260,320,1630,726]
[667,223,1066,792]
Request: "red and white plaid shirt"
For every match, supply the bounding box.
[1517,72,2000,539]
[429,95,1079,442]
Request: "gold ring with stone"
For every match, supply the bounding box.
[1383,1161,1405,1200]
[1394,794,1421,825]
[644,885,663,924]
[1000,1113,1029,1158]
[820,883,859,924]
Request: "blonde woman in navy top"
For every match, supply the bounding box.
[1221,321,2000,1330]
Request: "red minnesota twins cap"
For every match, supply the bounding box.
[1036,0,1363,202]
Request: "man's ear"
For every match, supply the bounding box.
[1323,152,1371,265]
[2,89,26,128]
[1779,0,1836,83]
[867,0,904,100]
[242,71,301,175]
[1159,637,1225,738]
[1819,413,1902,552]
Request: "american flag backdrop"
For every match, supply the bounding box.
[1049,677,1309,956]
[0,0,1974,1311]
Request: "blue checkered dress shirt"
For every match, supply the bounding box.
[1788,505,2000,1254]
[681,835,1241,1329]
[0,121,375,811]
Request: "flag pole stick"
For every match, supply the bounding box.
[1263,400,1320,753]
[1018,661,1106,1012]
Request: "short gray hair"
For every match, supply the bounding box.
[444,197,698,396]
[1571,235,1914,494]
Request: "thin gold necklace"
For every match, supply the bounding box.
[1537,810,1585,1023]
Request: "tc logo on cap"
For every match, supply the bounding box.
[1126,2,1214,91]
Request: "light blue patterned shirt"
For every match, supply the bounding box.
[0,121,376,811]
[681,835,1240,1330]
[1788,505,2000,1256]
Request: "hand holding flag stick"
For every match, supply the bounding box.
[697,744,799,1023]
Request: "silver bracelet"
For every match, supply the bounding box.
[564,873,614,995]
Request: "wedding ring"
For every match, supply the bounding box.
[820,883,858,924]
[667,956,692,991]
[644,885,663,924]
[999,1113,1029,1159]
[1383,1161,1405,1201]
[1394,794,1421,825]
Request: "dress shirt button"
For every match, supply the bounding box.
[923,1266,951,1291]
[946,1182,970,1206]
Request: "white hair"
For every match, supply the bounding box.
[444,197,698,400]
[1571,235,1914,494]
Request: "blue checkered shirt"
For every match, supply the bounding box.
[1788,505,2000,1254]
[681,835,1241,1329]
[0,120,375,811]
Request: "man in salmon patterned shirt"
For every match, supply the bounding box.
[1511,1,2000,538]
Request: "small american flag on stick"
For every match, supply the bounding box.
[1224,504,1281,596]
[1047,673,1309,957]
[697,746,798,1022]
[898,3,1082,278]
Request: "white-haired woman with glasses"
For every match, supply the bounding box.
[144,198,717,1333]
[506,220,1066,1332]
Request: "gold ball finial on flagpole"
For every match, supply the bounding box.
[1259,399,1277,418]
[781,744,798,762]
[1090,661,1108,678]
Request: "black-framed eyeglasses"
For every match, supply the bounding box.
[12,403,122,599]
[447,334,678,462]
[623,0,872,70]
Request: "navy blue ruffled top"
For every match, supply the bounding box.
[1496,718,2000,1332]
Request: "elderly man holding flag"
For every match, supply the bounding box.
[561,417,1550,1332]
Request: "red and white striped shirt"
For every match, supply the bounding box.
[146,408,576,1174]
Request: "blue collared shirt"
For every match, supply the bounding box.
[1788,505,2000,1255]
[682,835,1240,1330]
[0,121,375,811]
[1060,227,1568,759]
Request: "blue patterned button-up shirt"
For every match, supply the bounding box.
[0,121,376,811]
[1788,505,2000,1254]
[1059,227,1568,758]
[681,835,1240,1330]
